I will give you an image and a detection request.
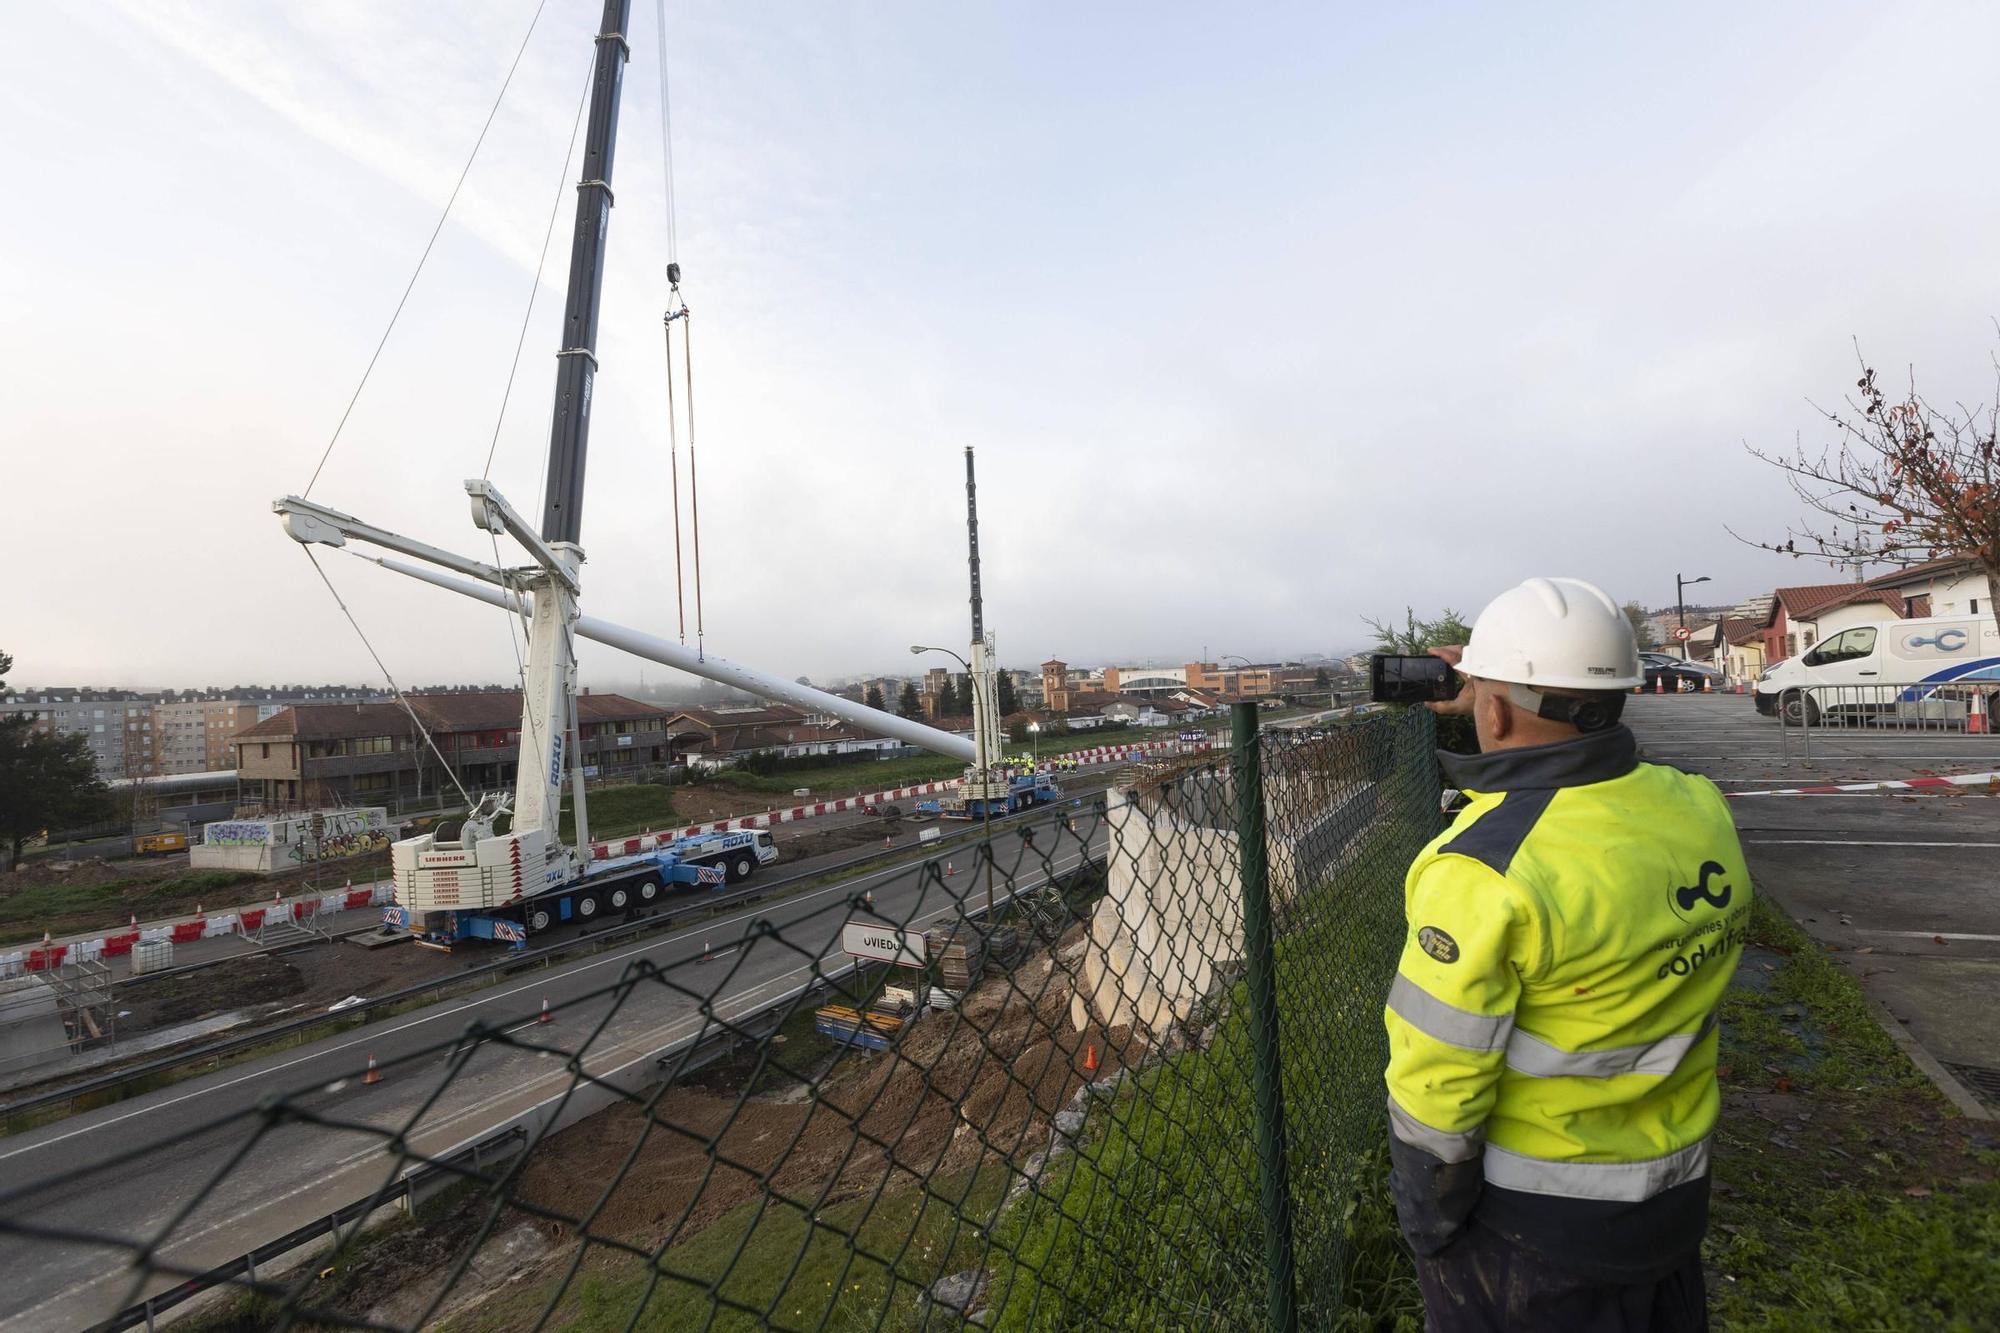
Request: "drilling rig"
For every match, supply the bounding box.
[921,448,1063,819]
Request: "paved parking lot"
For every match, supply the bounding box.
[1626,693,2000,1113]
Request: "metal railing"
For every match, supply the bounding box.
[1772,679,2000,764]
[0,704,1441,1332]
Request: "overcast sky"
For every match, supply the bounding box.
[5,2,1998,690]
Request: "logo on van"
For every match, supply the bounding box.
[1908,629,1968,652]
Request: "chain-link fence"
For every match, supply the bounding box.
[0,704,1440,1332]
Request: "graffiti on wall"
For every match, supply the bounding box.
[285,808,392,864]
[203,821,274,847]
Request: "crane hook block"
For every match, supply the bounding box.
[666,261,681,287]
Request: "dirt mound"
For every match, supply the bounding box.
[514,933,1131,1250]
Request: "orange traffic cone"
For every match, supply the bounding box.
[1653,677,1664,694]
[884,835,892,849]
[945,861,957,877]
[538,997,552,1025]
[364,1054,382,1085]
[862,890,876,911]
[1083,1044,1099,1074]
[1969,694,1989,735]
[700,941,714,963]
[1701,677,1712,693]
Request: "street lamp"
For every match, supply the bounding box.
[1675,574,1711,659]
[909,644,969,669]
[1028,720,1040,767]
[913,643,995,919]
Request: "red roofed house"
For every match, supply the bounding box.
[1761,584,1907,666]
[1864,555,1992,621]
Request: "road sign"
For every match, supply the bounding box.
[1671,625,1692,642]
[842,921,926,967]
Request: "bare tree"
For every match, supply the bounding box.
[1740,340,2000,596]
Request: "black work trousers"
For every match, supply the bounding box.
[1413,1222,1707,1333]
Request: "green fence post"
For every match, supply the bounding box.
[1231,701,1298,1333]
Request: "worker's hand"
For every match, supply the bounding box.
[1425,645,1475,717]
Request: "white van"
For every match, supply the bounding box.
[1755,614,2000,724]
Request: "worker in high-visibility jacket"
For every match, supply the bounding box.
[1384,577,1750,1332]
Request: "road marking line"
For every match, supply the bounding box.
[1859,930,2000,942]
[1754,835,2000,846]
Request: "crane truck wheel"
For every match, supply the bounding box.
[576,893,600,920]
[637,877,659,902]
[608,886,630,911]
[528,905,553,933]
[728,854,755,883]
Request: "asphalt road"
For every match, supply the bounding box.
[1625,693,2000,1115]
[0,805,1105,1330]
[1628,689,2000,787]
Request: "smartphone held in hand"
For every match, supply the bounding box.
[1369,653,1462,704]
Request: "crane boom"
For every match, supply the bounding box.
[540,0,633,547]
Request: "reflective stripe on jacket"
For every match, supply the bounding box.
[1382,725,1751,1278]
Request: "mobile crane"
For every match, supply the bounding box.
[271,0,979,949]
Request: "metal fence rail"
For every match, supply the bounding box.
[0,705,1440,1332]
[1771,679,2000,763]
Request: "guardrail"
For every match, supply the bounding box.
[1772,679,2000,764]
[0,803,1085,1124]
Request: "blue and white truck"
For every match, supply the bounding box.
[918,770,1065,820]
[384,793,779,949]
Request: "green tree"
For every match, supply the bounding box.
[951,674,972,717]
[1007,719,1030,745]
[996,670,1019,717]
[0,648,11,691]
[1312,666,1330,688]
[1365,607,1474,654]
[1623,601,1658,650]
[897,682,922,719]
[864,683,885,711]
[1,715,114,869]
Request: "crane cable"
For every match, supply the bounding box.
[655,0,705,659]
[303,0,551,498]
[302,548,475,811]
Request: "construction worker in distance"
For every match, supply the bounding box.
[1384,576,1752,1332]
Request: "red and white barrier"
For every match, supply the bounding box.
[588,741,1182,861]
[1727,771,2000,798]
[0,879,400,979]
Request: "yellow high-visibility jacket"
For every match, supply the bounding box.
[1383,725,1751,1278]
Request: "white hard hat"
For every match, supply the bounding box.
[1457,577,1644,691]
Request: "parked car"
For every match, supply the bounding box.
[1637,652,1715,692]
